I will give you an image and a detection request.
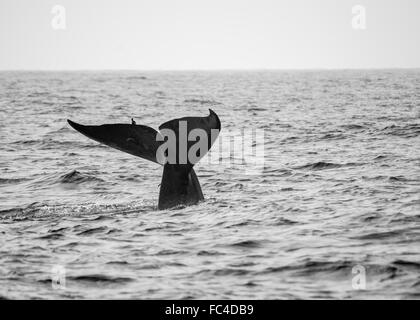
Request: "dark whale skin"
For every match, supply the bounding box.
[67,109,220,210]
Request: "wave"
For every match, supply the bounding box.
[197,250,224,256]
[380,123,420,138]
[106,260,129,265]
[0,201,156,220]
[125,75,148,81]
[11,139,42,146]
[245,105,267,112]
[77,226,108,236]
[0,177,29,184]
[257,260,354,275]
[388,176,410,182]
[352,230,402,240]
[197,268,251,276]
[37,233,65,240]
[10,138,97,150]
[361,175,412,182]
[184,98,221,105]
[67,274,134,284]
[339,124,366,130]
[59,170,104,184]
[392,260,420,270]
[293,161,360,171]
[155,249,188,256]
[373,155,388,160]
[272,217,299,226]
[27,91,50,98]
[262,168,293,177]
[229,240,263,248]
[320,133,347,140]
[256,260,408,280]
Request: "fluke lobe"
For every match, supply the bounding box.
[67,109,221,209]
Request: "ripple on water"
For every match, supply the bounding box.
[1,70,419,299]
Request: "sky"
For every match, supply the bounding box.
[0,0,419,70]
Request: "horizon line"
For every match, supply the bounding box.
[1,67,420,72]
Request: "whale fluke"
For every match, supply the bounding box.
[159,108,221,166]
[67,120,164,164]
[67,109,220,210]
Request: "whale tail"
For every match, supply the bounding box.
[67,109,221,209]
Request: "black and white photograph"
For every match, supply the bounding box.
[0,0,419,304]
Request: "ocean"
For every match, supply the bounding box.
[0,70,419,299]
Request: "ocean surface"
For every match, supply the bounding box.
[0,70,419,299]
